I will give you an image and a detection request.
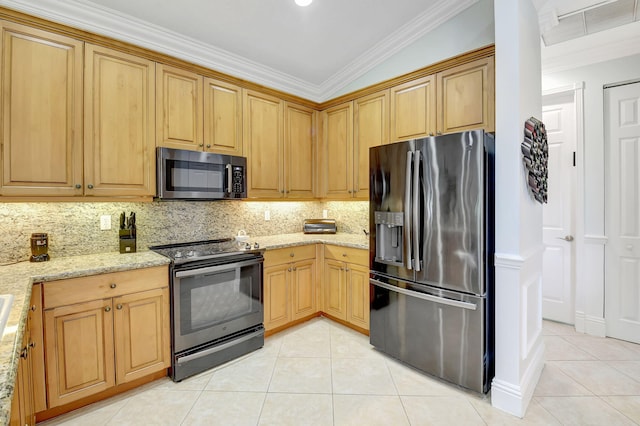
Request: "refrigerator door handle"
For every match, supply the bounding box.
[404,150,414,270]
[412,151,421,272]
[371,278,477,310]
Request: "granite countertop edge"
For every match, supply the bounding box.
[0,232,369,423]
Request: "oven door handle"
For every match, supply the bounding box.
[175,259,261,278]
[176,328,265,365]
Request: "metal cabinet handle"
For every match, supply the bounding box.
[75,184,82,189]
[87,184,94,189]
[110,283,117,289]
[116,304,123,310]
[105,306,111,312]
[556,235,574,242]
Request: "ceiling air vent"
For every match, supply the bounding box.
[541,0,638,45]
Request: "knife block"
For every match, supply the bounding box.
[119,229,136,253]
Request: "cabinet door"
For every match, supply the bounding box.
[323,259,347,321]
[204,78,243,155]
[84,44,156,196]
[322,102,353,199]
[263,263,290,330]
[436,57,494,135]
[10,310,34,426]
[113,288,170,384]
[0,22,83,196]
[243,90,283,198]
[156,64,203,150]
[291,258,317,320]
[44,299,115,408]
[284,102,316,199]
[354,90,388,199]
[390,75,436,142]
[347,263,370,331]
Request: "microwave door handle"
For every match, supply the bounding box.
[225,163,232,194]
[413,151,421,272]
[404,150,413,270]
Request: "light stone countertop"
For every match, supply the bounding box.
[0,232,369,423]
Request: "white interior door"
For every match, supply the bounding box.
[605,81,640,344]
[541,91,576,324]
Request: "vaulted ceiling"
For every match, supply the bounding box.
[1,0,638,100]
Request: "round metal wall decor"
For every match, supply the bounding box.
[521,117,548,204]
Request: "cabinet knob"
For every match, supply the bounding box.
[289,253,295,257]
[292,267,297,271]
[116,304,123,310]
[87,184,94,189]
[29,341,35,349]
[20,348,28,359]
[345,267,350,272]
[75,184,82,189]
[288,268,292,272]
[437,131,442,135]
[342,253,347,257]
[110,283,117,289]
[199,144,204,147]
[348,190,353,194]
[105,306,111,312]
[206,144,211,148]
[30,305,36,311]
[429,133,434,137]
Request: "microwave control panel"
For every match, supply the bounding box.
[231,165,244,194]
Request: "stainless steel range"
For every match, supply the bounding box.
[150,238,264,381]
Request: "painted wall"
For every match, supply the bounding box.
[0,201,368,264]
[331,0,495,98]
[491,0,544,418]
[542,53,640,335]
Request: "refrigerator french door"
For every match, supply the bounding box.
[369,130,494,393]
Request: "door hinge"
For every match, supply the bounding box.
[573,151,576,167]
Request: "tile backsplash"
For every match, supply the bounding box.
[0,200,368,264]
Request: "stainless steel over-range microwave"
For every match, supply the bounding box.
[156,147,247,200]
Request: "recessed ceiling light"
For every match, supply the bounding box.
[295,0,312,6]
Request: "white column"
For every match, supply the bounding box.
[492,0,545,417]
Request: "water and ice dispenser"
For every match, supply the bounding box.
[374,211,404,265]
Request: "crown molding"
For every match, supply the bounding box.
[0,0,478,102]
[318,0,479,101]
[542,20,640,74]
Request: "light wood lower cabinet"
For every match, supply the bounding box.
[263,245,317,331]
[323,245,370,331]
[42,266,169,408]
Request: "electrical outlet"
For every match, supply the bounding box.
[322,209,328,218]
[264,210,271,221]
[100,215,111,230]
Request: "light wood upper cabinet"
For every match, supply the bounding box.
[436,56,494,134]
[204,78,243,155]
[353,90,389,199]
[284,102,316,199]
[390,75,436,141]
[321,101,353,199]
[243,89,283,198]
[156,64,203,151]
[0,22,83,197]
[84,44,156,196]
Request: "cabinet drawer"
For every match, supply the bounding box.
[264,245,316,265]
[324,245,369,267]
[43,266,168,309]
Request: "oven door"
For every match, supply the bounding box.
[172,256,263,353]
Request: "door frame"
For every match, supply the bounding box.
[541,82,584,329]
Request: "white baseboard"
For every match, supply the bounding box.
[491,337,545,418]
[574,311,585,333]
[585,315,606,337]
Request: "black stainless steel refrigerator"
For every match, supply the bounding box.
[369,129,494,393]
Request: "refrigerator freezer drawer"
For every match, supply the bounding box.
[370,276,492,393]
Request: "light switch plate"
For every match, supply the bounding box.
[264,210,270,221]
[100,215,111,230]
[322,209,328,218]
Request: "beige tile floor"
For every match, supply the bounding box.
[39,317,640,425]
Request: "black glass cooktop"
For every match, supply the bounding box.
[149,238,260,264]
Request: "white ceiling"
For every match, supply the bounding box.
[1,0,639,100]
